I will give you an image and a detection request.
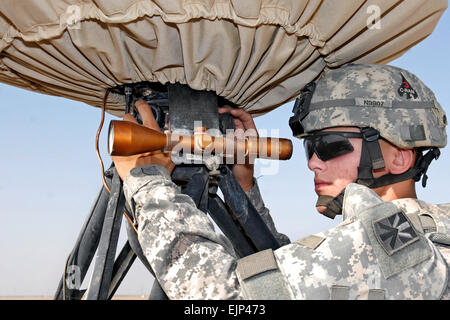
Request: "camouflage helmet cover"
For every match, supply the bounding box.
[297,64,447,149]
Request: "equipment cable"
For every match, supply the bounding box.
[96,90,111,193]
[96,90,138,232]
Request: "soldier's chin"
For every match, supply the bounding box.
[316,205,327,214]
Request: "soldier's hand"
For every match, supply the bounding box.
[112,100,175,181]
[218,106,256,192]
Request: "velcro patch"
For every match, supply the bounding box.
[296,235,326,250]
[236,249,278,280]
[359,200,432,279]
[401,125,426,141]
[373,211,419,256]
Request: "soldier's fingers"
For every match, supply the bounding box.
[228,109,258,138]
[219,106,241,130]
[218,106,258,138]
[123,113,138,123]
[233,118,245,132]
[243,128,258,138]
[135,100,160,131]
[228,108,256,132]
[218,105,233,114]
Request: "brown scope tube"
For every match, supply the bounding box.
[108,120,293,161]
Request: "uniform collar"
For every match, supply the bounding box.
[341,183,384,221]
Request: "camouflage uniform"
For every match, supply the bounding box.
[121,64,449,299]
[274,183,449,299]
[123,166,450,300]
[278,64,449,299]
[122,167,288,300]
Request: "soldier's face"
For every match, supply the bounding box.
[307,127,363,214]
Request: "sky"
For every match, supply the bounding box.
[0,11,449,297]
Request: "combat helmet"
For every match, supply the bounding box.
[289,64,447,218]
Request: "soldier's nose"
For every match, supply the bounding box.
[307,152,326,172]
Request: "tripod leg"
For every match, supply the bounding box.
[107,241,137,299]
[173,165,255,256]
[149,280,169,300]
[54,182,111,300]
[207,194,256,257]
[86,168,125,300]
[181,169,210,212]
[216,165,281,251]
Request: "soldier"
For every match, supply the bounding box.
[112,64,449,300]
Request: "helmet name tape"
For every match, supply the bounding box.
[355,98,391,108]
[309,99,435,110]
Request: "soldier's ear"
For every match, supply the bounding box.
[378,139,415,175]
[386,145,416,175]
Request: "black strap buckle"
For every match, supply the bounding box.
[361,127,380,142]
[359,127,385,171]
[289,82,316,137]
[414,147,441,187]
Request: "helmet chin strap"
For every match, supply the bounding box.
[316,127,440,219]
[315,192,345,219]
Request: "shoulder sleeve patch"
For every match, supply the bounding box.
[373,211,419,256]
[359,202,432,279]
[295,235,326,250]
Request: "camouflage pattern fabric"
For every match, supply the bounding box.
[392,197,450,299]
[123,165,243,300]
[275,183,449,299]
[296,64,447,149]
[123,165,449,300]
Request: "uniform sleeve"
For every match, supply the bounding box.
[245,178,291,246]
[123,164,243,300]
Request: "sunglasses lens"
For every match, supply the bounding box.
[303,137,314,160]
[304,134,355,161]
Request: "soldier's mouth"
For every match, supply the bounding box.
[314,179,330,192]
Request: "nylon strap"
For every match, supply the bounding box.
[360,168,418,189]
[356,128,385,187]
[357,148,440,189]
[361,127,385,170]
[315,190,345,219]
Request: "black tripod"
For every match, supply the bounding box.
[54,84,281,300]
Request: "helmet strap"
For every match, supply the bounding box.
[356,129,440,189]
[315,191,345,219]
[314,128,440,220]
[355,127,385,186]
[412,147,440,187]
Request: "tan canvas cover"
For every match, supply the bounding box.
[0,0,447,117]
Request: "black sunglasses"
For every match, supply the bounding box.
[303,131,363,161]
